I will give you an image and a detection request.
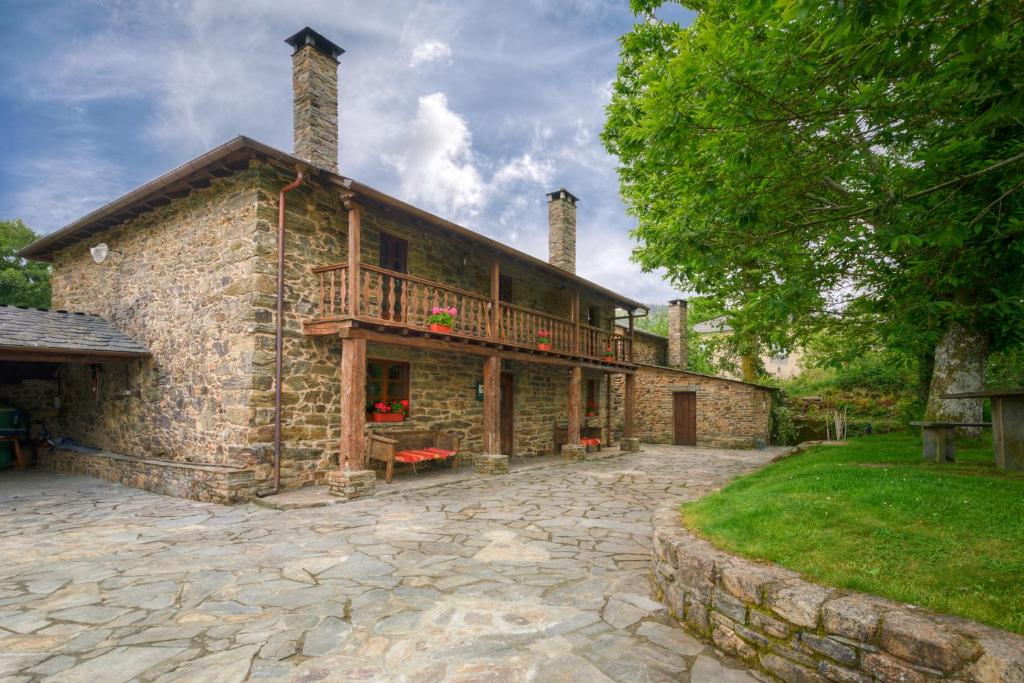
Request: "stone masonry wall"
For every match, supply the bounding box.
[651,506,1024,682]
[51,169,266,470]
[0,378,59,437]
[254,160,619,488]
[631,332,668,366]
[612,365,771,448]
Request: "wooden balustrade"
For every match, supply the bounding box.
[310,262,633,364]
[313,263,349,319]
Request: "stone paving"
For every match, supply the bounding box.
[0,445,783,682]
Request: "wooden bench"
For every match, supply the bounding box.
[909,421,991,463]
[553,424,603,453]
[367,429,460,484]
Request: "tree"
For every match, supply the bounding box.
[604,0,1024,423]
[1,220,50,308]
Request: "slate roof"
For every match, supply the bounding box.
[0,305,150,360]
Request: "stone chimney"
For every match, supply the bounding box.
[546,188,579,273]
[285,27,345,173]
[668,299,688,369]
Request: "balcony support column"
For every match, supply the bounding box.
[339,336,367,471]
[627,310,634,363]
[482,355,502,455]
[343,193,362,317]
[563,365,586,460]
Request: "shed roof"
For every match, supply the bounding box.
[17,136,647,311]
[0,305,150,363]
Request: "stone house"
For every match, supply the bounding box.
[613,301,773,449]
[9,27,771,502]
[693,315,805,380]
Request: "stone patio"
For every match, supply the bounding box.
[0,444,783,682]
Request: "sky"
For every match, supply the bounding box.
[0,0,695,304]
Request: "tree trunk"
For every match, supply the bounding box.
[740,353,758,383]
[924,321,988,437]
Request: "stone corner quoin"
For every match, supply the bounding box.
[649,506,1024,683]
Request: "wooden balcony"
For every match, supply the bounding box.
[304,262,634,367]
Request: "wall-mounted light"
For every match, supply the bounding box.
[90,243,124,264]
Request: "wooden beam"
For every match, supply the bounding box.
[339,326,635,374]
[623,372,636,439]
[490,260,500,340]
[339,337,367,471]
[605,373,612,444]
[568,366,582,445]
[482,355,501,454]
[627,311,635,363]
[343,194,362,317]
[0,349,148,364]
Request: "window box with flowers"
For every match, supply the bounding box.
[602,346,616,361]
[537,329,552,351]
[586,400,598,417]
[428,306,457,334]
[372,399,409,423]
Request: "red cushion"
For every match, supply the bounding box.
[422,447,456,459]
[580,438,602,447]
[395,449,433,464]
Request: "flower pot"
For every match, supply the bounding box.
[586,412,596,418]
[372,413,405,423]
[537,342,552,351]
[429,323,452,333]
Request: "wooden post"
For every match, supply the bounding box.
[627,311,634,363]
[339,337,366,470]
[343,194,362,317]
[623,372,636,440]
[490,261,500,340]
[568,366,582,445]
[571,290,580,356]
[482,355,501,453]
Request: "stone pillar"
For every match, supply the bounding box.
[327,469,376,499]
[474,453,509,475]
[668,299,688,369]
[339,337,366,470]
[285,27,345,172]
[546,188,579,274]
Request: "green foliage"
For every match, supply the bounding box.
[987,346,1024,389]
[683,434,1024,634]
[604,0,1024,381]
[0,220,50,309]
[634,304,668,336]
[769,402,798,446]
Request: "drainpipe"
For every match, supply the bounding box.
[272,165,305,495]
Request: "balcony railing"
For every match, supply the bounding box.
[311,263,633,364]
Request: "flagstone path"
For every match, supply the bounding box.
[0,445,783,682]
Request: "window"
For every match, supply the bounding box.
[366,359,410,413]
[378,232,408,273]
[586,379,598,416]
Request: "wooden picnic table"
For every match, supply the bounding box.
[942,389,1024,471]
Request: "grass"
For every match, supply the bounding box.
[682,433,1024,634]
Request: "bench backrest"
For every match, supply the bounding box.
[390,430,438,451]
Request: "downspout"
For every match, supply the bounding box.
[272,165,305,495]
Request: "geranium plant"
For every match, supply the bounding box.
[586,400,598,416]
[427,306,457,327]
[537,329,552,345]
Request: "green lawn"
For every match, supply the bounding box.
[683,433,1024,634]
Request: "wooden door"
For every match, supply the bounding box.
[378,233,408,320]
[500,372,514,455]
[673,391,697,446]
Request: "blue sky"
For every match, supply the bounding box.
[0,0,694,304]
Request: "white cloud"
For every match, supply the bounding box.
[409,40,452,67]
[492,153,554,188]
[386,93,488,220]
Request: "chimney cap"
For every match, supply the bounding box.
[285,27,345,61]
[668,298,688,306]
[546,188,579,205]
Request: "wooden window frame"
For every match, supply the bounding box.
[366,358,411,414]
[378,232,409,273]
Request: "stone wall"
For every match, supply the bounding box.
[630,332,668,366]
[651,506,1024,682]
[612,365,771,448]
[50,169,266,471]
[40,448,255,503]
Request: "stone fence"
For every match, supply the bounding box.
[651,507,1024,682]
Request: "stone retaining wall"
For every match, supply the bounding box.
[40,448,255,503]
[651,507,1024,682]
